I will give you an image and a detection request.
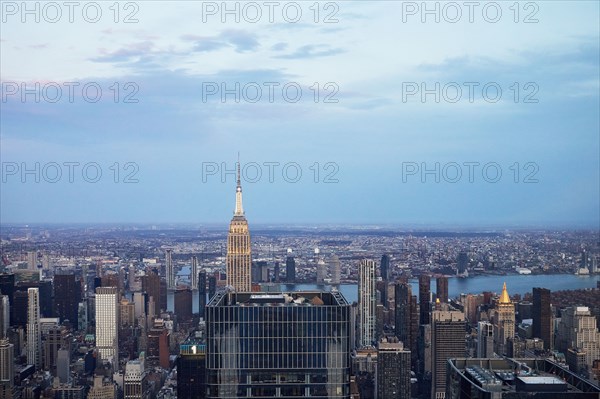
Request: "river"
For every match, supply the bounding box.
[169,273,599,311]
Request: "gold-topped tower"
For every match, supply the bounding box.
[493,282,515,355]
[226,160,252,292]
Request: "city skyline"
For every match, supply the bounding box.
[1,2,599,397]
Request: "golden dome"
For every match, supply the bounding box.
[499,282,511,304]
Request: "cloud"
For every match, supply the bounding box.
[274,44,344,59]
[182,30,260,53]
[270,42,288,52]
[91,41,156,63]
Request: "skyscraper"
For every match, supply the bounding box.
[457,252,468,275]
[142,269,163,314]
[177,338,206,399]
[206,291,351,398]
[493,283,515,356]
[174,288,193,323]
[96,287,119,366]
[477,321,494,358]
[419,274,431,325]
[26,287,42,369]
[330,255,341,285]
[124,359,149,399]
[54,273,82,328]
[532,287,552,350]
[0,294,8,339]
[394,281,418,369]
[316,249,327,284]
[27,251,37,271]
[191,256,198,291]
[0,273,15,308]
[557,306,600,370]
[376,338,411,399]
[198,270,207,318]
[431,310,465,399]
[285,255,296,283]
[226,162,252,292]
[436,276,448,304]
[359,259,376,348]
[380,254,390,281]
[0,338,14,397]
[166,249,175,290]
[57,348,70,383]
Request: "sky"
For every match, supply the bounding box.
[1,1,599,227]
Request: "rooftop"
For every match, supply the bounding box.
[449,358,600,394]
[208,290,349,307]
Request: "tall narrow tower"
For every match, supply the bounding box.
[191,256,198,291]
[226,160,251,292]
[166,249,175,290]
[493,283,515,356]
[27,288,42,369]
[358,259,376,348]
[532,287,552,349]
[96,287,119,366]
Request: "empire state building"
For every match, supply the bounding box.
[226,163,252,292]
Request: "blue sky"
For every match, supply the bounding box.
[1,1,599,227]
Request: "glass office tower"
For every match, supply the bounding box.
[206,291,351,398]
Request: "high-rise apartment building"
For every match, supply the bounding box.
[330,255,341,285]
[0,294,8,339]
[380,255,390,282]
[166,249,175,290]
[436,277,448,304]
[285,255,296,283]
[376,338,411,399]
[191,256,199,291]
[95,287,119,366]
[532,287,552,350]
[27,251,37,271]
[394,281,418,368]
[226,163,252,292]
[419,274,431,325]
[54,274,82,328]
[198,270,207,319]
[477,321,494,358]
[174,288,193,323]
[431,310,465,399]
[359,259,377,348]
[26,288,42,369]
[142,269,163,314]
[0,338,14,397]
[557,306,600,370]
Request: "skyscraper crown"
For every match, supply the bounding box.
[234,159,244,216]
[499,282,511,304]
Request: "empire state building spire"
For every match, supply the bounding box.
[234,160,244,216]
[226,156,252,292]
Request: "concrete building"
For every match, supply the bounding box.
[359,259,377,348]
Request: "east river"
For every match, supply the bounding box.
[280,274,600,303]
[170,273,600,312]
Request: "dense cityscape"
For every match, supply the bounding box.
[2,0,599,398]
[0,172,599,399]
